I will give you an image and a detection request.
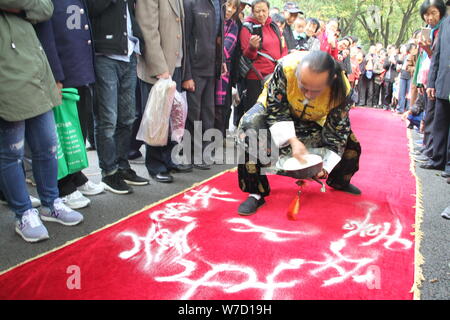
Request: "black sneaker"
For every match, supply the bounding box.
[169,164,193,173]
[118,168,149,186]
[102,172,133,194]
[238,196,265,216]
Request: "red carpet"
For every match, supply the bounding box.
[0,108,417,300]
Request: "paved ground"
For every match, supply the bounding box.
[0,125,448,300]
[410,130,450,300]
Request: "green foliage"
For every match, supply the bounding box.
[265,0,424,50]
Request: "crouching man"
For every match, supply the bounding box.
[237,51,362,215]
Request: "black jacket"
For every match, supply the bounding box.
[86,0,144,56]
[183,0,224,80]
[283,24,296,51]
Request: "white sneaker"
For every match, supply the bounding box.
[30,195,41,208]
[60,190,91,209]
[0,195,41,208]
[77,180,105,196]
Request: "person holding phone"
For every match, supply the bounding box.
[238,0,288,121]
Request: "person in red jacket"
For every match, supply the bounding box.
[239,0,288,117]
[318,19,339,60]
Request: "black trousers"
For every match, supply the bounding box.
[422,95,435,158]
[445,125,450,174]
[382,81,394,108]
[57,85,93,197]
[185,74,216,163]
[358,76,374,107]
[372,82,382,107]
[214,84,233,138]
[430,98,450,169]
[237,131,361,197]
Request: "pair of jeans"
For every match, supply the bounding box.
[396,78,411,113]
[93,55,137,176]
[0,110,59,218]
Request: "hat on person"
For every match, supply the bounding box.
[241,0,253,6]
[283,2,304,14]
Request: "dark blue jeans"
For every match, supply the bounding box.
[0,110,59,218]
[93,55,137,176]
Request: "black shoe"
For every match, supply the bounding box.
[419,162,444,170]
[102,173,133,194]
[170,164,193,173]
[128,150,143,160]
[150,172,174,183]
[334,183,361,195]
[193,162,211,170]
[238,196,265,216]
[118,168,149,186]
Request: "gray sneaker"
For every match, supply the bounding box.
[40,198,84,226]
[441,206,450,220]
[15,208,49,243]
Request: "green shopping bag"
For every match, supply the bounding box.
[53,88,89,180]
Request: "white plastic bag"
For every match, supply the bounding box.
[137,78,177,146]
[170,91,188,144]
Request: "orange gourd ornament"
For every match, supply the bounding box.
[287,190,302,220]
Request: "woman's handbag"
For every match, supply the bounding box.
[53,88,89,180]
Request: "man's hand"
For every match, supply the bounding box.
[314,168,328,180]
[221,63,228,77]
[249,35,261,49]
[426,87,436,100]
[157,72,171,79]
[56,81,63,97]
[418,86,425,95]
[182,79,195,92]
[289,137,309,164]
